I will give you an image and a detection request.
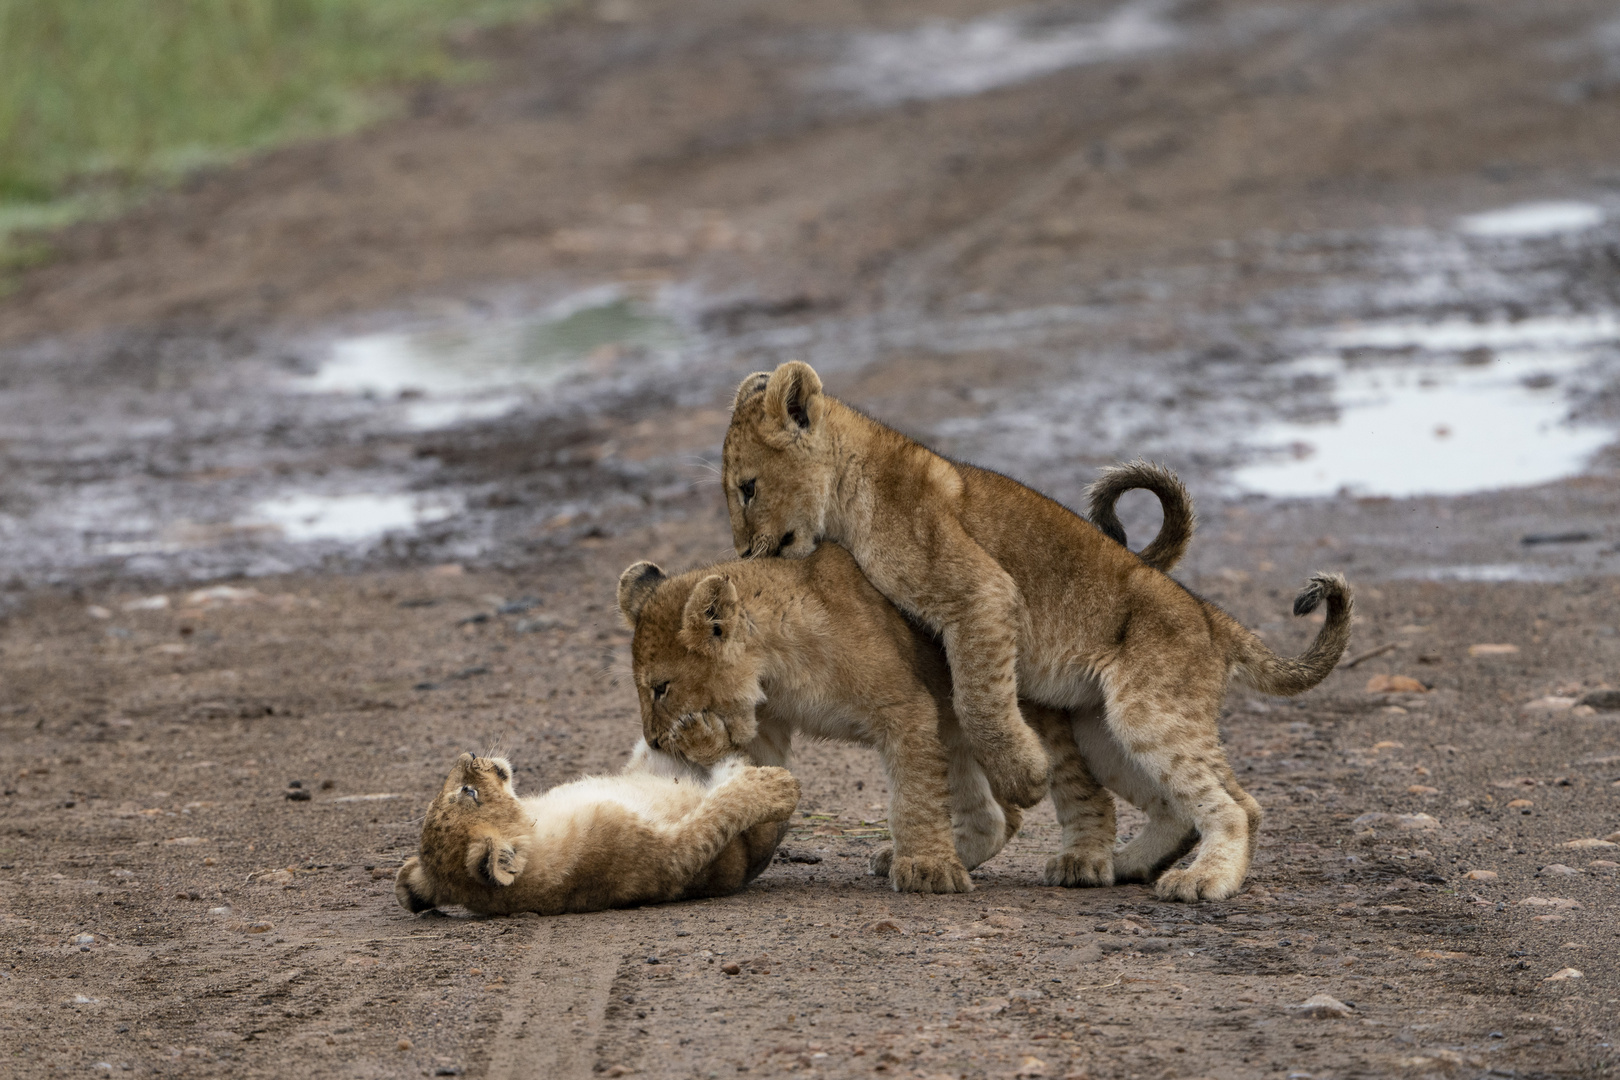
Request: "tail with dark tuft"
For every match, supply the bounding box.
[1292,577,1330,617]
[1086,460,1196,573]
[1231,572,1354,697]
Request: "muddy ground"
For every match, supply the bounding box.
[3,0,1620,1078]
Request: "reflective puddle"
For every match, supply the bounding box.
[242,492,462,543]
[821,0,1179,106]
[1457,200,1606,239]
[1233,315,1618,498]
[304,289,682,430]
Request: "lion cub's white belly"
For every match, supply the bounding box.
[517,745,742,843]
[521,773,705,828]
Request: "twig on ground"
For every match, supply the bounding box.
[1341,642,1398,669]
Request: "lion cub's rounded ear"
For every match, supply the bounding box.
[617,562,667,627]
[763,361,823,432]
[733,371,772,411]
[681,575,741,649]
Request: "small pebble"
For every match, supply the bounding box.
[397,1039,412,1051]
[1462,870,1498,882]
[1291,993,1353,1019]
[1537,864,1579,877]
[1365,674,1426,694]
[1468,643,1519,657]
[721,962,741,975]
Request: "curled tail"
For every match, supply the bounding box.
[1230,572,1354,697]
[1087,460,1196,573]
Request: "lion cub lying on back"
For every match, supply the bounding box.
[396,748,797,916]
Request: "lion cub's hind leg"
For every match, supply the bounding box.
[395,856,437,913]
[664,763,801,886]
[1090,661,1253,901]
[1026,705,1116,888]
[1072,709,1199,885]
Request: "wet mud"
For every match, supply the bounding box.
[2,0,1620,1077]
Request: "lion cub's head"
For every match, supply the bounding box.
[617,562,765,764]
[722,361,833,560]
[395,753,532,914]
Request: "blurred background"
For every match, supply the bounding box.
[1,0,1618,592]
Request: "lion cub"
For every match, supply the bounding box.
[622,464,1197,894]
[720,361,1354,902]
[395,748,797,916]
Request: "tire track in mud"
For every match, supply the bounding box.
[488,914,625,1080]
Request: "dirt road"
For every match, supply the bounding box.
[2,1,1619,1077]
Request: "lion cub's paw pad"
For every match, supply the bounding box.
[1041,852,1115,888]
[1153,866,1243,903]
[890,855,972,894]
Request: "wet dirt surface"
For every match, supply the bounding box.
[3,0,1620,1077]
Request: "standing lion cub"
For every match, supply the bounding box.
[720,361,1353,901]
[616,464,1197,894]
[395,747,796,916]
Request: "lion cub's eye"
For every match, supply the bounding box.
[460,785,480,803]
[738,479,756,505]
[652,681,670,701]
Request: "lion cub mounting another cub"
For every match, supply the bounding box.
[396,748,796,916]
[721,361,1353,901]
[615,465,1196,895]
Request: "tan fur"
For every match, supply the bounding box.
[617,465,1200,895]
[395,749,797,916]
[619,545,1060,893]
[720,362,1354,901]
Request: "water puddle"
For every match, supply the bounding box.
[1233,317,1617,498]
[1392,563,1572,584]
[241,493,462,543]
[1457,200,1606,239]
[304,288,682,430]
[821,0,1179,106]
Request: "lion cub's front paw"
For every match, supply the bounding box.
[664,713,735,765]
[983,727,1052,810]
[742,765,801,821]
[890,854,973,894]
[1042,851,1114,888]
[466,835,529,887]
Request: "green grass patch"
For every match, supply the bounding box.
[0,0,561,263]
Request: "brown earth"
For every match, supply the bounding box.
[3,0,1620,1078]
[2,515,1618,1079]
